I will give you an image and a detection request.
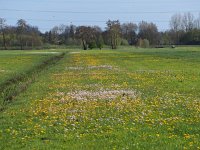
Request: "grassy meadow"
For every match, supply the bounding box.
[0,50,59,84]
[0,50,64,109]
[0,47,200,149]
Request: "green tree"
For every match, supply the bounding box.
[106,20,121,49]
[88,41,96,49]
[17,19,27,50]
[93,26,104,50]
[76,26,96,50]
[0,18,7,50]
[96,35,104,50]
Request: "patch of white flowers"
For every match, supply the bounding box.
[66,89,136,101]
[66,65,117,71]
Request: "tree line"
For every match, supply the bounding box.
[0,12,200,50]
[0,19,42,50]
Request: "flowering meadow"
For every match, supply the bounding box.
[0,47,200,149]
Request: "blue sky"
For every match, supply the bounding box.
[0,0,200,32]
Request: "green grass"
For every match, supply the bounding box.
[0,47,200,149]
[0,50,61,84]
[0,50,64,109]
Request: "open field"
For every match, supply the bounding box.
[0,47,200,149]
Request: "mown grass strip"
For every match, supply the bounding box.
[0,52,65,111]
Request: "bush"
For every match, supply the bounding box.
[121,39,129,46]
[137,39,149,48]
[142,39,149,48]
[171,45,175,48]
[88,41,96,49]
[66,38,80,46]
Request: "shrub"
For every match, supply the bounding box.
[88,41,97,49]
[121,39,129,46]
[142,39,149,48]
[171,45,176,48]
[137,39,149,48]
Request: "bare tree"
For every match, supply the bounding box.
[51,24,67,44]
[138,21,160,45]
[170,13,183,32]
[121,22,137,45]
[169,14,184,44]
[106,20,121,49]
[182,12,194,32]
[194,13,200,29]
[51,26,60,44]
[0,18,7,49]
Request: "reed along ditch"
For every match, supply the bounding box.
[0,52,65,111]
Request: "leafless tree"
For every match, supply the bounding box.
[169,14,184,44]
[194,13,200,29]
[170,13,183,32]
[182,12,194,32]
[121,22,137,45]
[50,26,60,44]
[138,21,160,45]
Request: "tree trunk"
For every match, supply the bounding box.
[111,36,114,49]
[2,31,7,50]
[32,39,33,49]
[20,36,23,50]
[82,39,87,50]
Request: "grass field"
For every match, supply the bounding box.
[0,50,63,109]
[0,50,59,84]
[0,47,200,149]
